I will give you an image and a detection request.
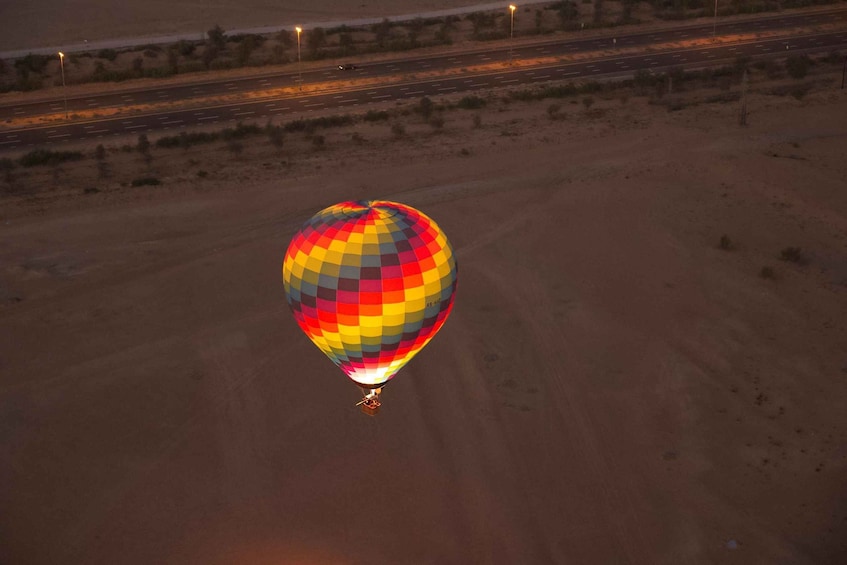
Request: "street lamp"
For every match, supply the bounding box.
[713,0,718,41]
[509,4,516,65]
[58,51,68,119]
[295,26,302,90]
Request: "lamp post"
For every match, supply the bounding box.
[58,51,68,119]
[713,0,718,41]
[295,26,302,90]
[509,4,516,65]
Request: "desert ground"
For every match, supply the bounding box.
[2,72,847,564]
[0,0,503,51]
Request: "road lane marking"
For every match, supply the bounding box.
[198,115,219,120]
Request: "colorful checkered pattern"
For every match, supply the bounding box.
[283,201,458,387]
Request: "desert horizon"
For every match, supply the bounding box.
[0,0,504,52]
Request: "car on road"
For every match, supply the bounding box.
[337,64,358,70]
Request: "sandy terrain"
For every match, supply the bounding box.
[1,80,847,564]
[0,1,503,52]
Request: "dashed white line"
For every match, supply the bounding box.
[198,116,219,120]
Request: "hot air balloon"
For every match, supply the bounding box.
[283,200,458,414]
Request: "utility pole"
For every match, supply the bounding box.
[295,26,302,91]
[713,0,719,41]
[509,5,516,66]
[58,52,68,119]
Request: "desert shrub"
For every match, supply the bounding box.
[582,96,595,109]
[156,131,220,148]
[131,176,161,187]
[418,96,434,121]
[284,115,354,132]
[222,122,262,140]
[719,234,734,250]
[197,170,208,178]
[207,25,227,50]
[472,114,482,128]
[19,149,83,167]
[312,134,326,148]
[391,122,406,138]
[780,246,807,264]
[173,40,195,56]
[0,157,15,184]
[786,55,811,79]
[759,266,777,279]
[267,125,285,148]
[634,69,659,88]
[429,115,445,130]
[97,48,118,62]
[457,95,486,109]
[364,110,389,122]
[764,59,783,79]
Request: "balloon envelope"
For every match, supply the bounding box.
[283,200,458,388]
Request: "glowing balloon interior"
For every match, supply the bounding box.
[283,200,458,408]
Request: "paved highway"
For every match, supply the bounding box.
[0,11,845,151]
